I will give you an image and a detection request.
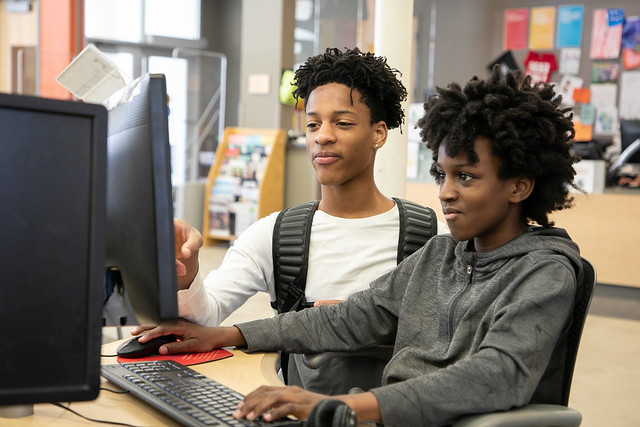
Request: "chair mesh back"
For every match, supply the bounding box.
[560,257,596,404]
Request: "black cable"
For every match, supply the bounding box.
[100,386,130,394]
[51,402,145,427]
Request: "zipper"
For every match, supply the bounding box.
[448,264,474,338]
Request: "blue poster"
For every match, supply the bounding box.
[557,5,584,48]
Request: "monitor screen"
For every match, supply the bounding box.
[620,119,640,165]
[0,93,106,410]
[105,73,179,325]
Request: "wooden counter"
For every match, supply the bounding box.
[406,182,640,288]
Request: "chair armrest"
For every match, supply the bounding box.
[452,404,582,427]
[302,345,394,369]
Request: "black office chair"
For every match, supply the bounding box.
[303,257,597,427]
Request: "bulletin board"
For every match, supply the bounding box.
[497,1,640,141]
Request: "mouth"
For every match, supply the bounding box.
[313,152,340,165]
[442,207,461,221]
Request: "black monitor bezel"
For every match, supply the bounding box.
[105,73,179,325]
[0,93,106,406]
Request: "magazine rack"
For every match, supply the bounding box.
[202,127,285,245]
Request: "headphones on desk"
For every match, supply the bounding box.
[270,398,357,427]
[307,399,357,427]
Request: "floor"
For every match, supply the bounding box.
[103,244,640,426]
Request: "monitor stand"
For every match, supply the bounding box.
[0,404,34,418]
[103,268,138,331]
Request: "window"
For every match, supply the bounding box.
[84,0,200,43]
[85,0,204,186]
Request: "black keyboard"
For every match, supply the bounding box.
[101,360,297,426]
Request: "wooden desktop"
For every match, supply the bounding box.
[2,340,283,426]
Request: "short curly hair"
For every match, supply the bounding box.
[417,66,579,227]
[292,47,407,130]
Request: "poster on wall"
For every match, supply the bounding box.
[556,5,584,48]
[572,119,593,142]
[504,8,529,50]
[558,75,583,107]
[590,8,624,60]
[595,105,618,135]
[529,6,556,50]
[621,16,640,70]
[592,61,621,83]
[559,47,581,75]
[589,83,618,136]
[620,71,640,120]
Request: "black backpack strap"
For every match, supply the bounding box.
[393,198,437,263]
[271,200,320,314]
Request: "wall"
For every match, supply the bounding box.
[0,3,38,93]
[200,0,242,128]
[39,0,83,99]
[413,0,497,101]
[200,0,295,130]
[238,0,295,130]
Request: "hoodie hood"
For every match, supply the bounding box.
[456,226,583,284]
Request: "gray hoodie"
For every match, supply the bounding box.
[237,227,582,426]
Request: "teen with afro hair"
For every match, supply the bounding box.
[138,66,585,426]
[419,65,578,229]
[139,47,447,395]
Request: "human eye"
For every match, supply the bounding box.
[336,120,354,128]
[306,122,319,131]
[433,169,446,183]
[459,172,474,183]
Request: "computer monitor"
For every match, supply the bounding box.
[0,93,107,415]
[619,119,640,165]
[105,73,179,325]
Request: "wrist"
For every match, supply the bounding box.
[338,392,381,423]
[179,262,199,290]
[223,326,247,348]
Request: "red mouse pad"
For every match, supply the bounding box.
[117,348,233,365]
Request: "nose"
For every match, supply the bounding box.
[314,123,336,145]
[438,176,457,202]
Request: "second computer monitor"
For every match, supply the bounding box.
[106,73,179,325]
[0,92,106,411]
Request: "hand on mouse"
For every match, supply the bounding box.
[135,319,247,355]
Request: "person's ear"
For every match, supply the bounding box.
[373,121,388,150]
[510,176,534,203]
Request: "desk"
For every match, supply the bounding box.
[2,340,283,426]
[407,182,640,288]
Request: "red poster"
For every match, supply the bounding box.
[504,8,529,50]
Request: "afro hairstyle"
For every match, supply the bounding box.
[417,66,579,227]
